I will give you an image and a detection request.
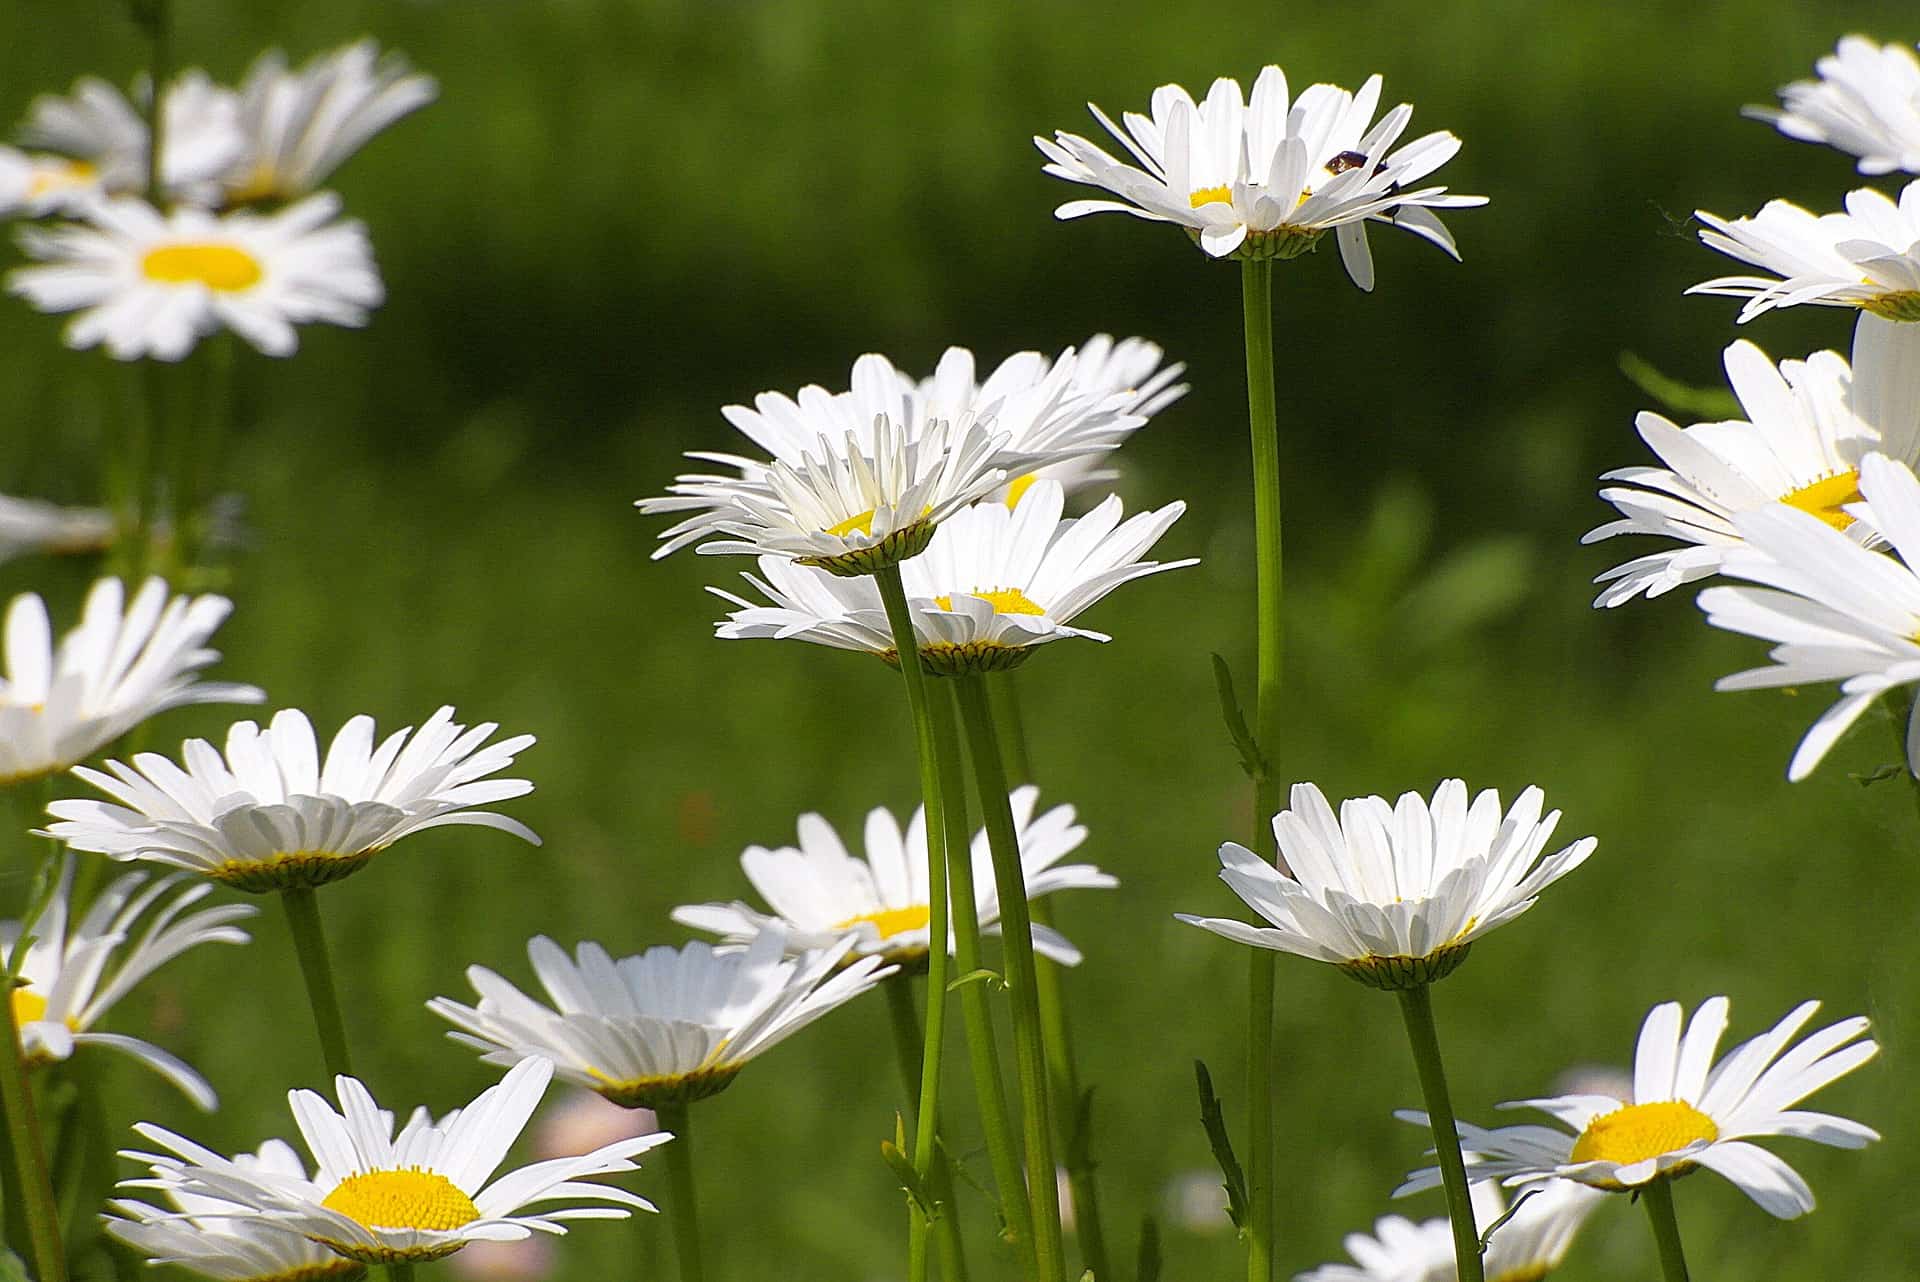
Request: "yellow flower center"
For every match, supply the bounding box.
[227,162,284,205]
[1003,473,1040,508]
[28,159,94,199]
[825,509,877,538]
[833,904,933,939]
[1189,185,1233,209]
[932,588,1045,615]
[1568,1100,1718,1168]
[140,243,265,293]
[320,1169,481,1233]
[10,988,47,1026]
[1781,470,1863,531]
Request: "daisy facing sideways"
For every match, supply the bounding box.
[122,1057,669,1265]
[10,192,382,359]
[1746,36,1920,176]
[45,705,538,893]
[1585,323,1920,606]
[1698,452,1920,780]
[1036,65,1485,284]
[672,785,1114,967]
[1298,1177,1604,1282]
[1693,181,1920,323]
[6,70,245,212]
[1396,995,1879,1219]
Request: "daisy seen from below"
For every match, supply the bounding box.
[1693,180,1920,322]
[225,40,437,205]
[10,192,382,360]
[45,705,539,893]
[0,575,261,787]
[710,479,1194,674]
[4,854,254,1109]
[1297,1178,1604,1282]
[1036,65,1485,285]
[1584,323,1920,606]
[637,348,1139,575]
[1697,451,1920,780]
[8,71,245,211]
[107,1139,367,1282]
[127,1057,669,1265]
[1747,36,1920,176]
[672,785,1114,967]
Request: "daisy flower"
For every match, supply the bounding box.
[428,924,894,1110]
[44,705,539,893]
[1036,66,1486,285]
[710,479,1195,674]
[671,786,1114,967]
[638,349,1139,576]
[1693,181,1920,322]
[1747,36,1920,176]
[14,71,245,207]
[1297,1178,1603,1282]
[10,192,383,360]
[224,41,438,205]
[126,1057,669,1265]
[1176,779,1596,989]
[1396,996,1880,1218]
[5,855,254,1109]
[0,576,261,787]
[1698,451,1920,780]
[1584,325,1920,606]
[107,1140,366,1282]
[0,492,114,563]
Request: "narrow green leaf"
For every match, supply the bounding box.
[1135,1214,1162,1282]
[1618,351,1740,419]
[1211,654,1267,781]
[1193,1060,1248,1232]
[946,967,1007,993]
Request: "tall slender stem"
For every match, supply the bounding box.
[656,1101,706,1282]
[1395,984,1484,1282]
[134,0,170,204]
[873,564,954,1282]
[384,1262,415,1282]
[953,674,1066,1282]
[1,977,69,1282]
[1641,1178,1691,1281]
[932,686,1034,1267]
[884,979,973,1282]
[279,888,353,1079]
[1239,254,1285,1282]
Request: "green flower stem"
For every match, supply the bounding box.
[1642,1178,1691,1282]
[931,686,1034,1267]
[953,674,1066,1282]
[132,0,170,204]
[1395,983,1484,1282]
[873,564,955,1282]
[882,978,974,1282]
[1,974,69,1282]
[1239,254,1286,1282]
[385,1263,415,1282]
[656,1101,707,1282]
[279,888,353,1080]
[988,672,1109,1281]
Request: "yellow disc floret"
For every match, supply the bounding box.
[140,244,265,293]
[10,987,48,1027]
[1189,185,1233,209]
[824,509,877,538]
[1568,1100,1718,1168]
[321,1169,481,1233]
[833,904,933,940]
[933,588,1045,616]
[1781,470,1864,531]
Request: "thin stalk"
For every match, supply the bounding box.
[953,674,1066,1282]
[279,888,352,1079]
[883,980,973,1282]
[656,1101,706,1282]
[1240,254,1285,1282]
[1395,984,1484,1282]
[873,564,954,1282]
[932,687,1033,1266]
[385,1264,415,1282]
[183,335,236,574]
[1641,1178,1691,1282]
[985,670,1033,784]
[1,977,69,1282]
[134,0,170,204]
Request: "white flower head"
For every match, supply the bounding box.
[126,1057,669,1265]
[5,854,254,1109]
[1585,322,1920,606]
[429,924,894,1110]
[10,193,382,361]
[13,72,245,210]
[45,706,540,894]
[0,576,261,787]
[1698,451,1920,781]
[672,786,1115,967]
[0,493,114,564]
[1177,779,1596,990]
[1036,66,1486,284]
[226,41,437,205]
[637,348,1142,575]
[1747,36,1920,176]
[107,1139,366,1282]
[1396,996,1880,1219]
[1296,1178,1603,1282]
[1693,181,1920,322]
[711,480,1194,674]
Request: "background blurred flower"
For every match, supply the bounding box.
[0,493,113,563]
[1748,36,1920,175]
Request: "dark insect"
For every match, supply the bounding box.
[1326,149,1394,179]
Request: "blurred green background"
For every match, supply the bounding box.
[4,0,1920,1277]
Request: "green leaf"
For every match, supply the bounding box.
[1852,763,1904,787]
[1210,654,1267,782]
[881,1113,937,1219]
[1193,1060,1248,1232]
[946,967,1007,993]
[1619,351,1740,419]
[1135,1214,1162,1282]
[1476,1186,1538,1252]
[0,1248,29,1282]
